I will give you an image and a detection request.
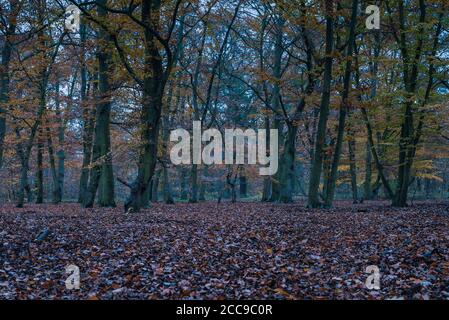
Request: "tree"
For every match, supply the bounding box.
[83,0,116,208]
[0,1,21,168]
[323,0,359,207]
[307,0,334,208]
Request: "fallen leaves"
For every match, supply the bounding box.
[0,201,448,300]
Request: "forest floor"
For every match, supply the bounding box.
[0,201,448,300]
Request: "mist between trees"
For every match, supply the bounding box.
[0,0,448,212]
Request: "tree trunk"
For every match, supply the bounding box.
[239,168,247,198]
[36,133,44,204]
[324,0,358,207]
[161,107,174,205]
[0,3,18,168]
[363,30,381,202]
[261,117,271,201]
[188,24,206,205]
[268,15,284,202]
[354,34,395,201]
[15,0,59,207]
[279,123,297,203]
[162,164,174,204]
[124,0,165,213]
[151,169,161,203]
[308,0,334,208]
[180,167,188,200]
[348,134,358,203]
[199,166,207,201]
[391,0,427,207]
[199,182,206,201]
[364,141,373,200]
[56,131,65,200]
[55,78,66,202]
[46,126,61,203]
[189,164,198,203]
[227,170,237,203]
[145,180,153,204]
[84,0,115,208]
[278,8,315,203]
[78,18,94,203]
[16,81,47,207]
[17,160,30,208]
[160,13,185,206]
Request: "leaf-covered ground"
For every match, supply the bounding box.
[0,201,448,300]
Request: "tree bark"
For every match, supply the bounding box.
[239,167,247,198]
[78,16,94,203]
[189,163,199,203]
[308,0,334,208]
[46,126,61,203]
[151,169,161,203]
[180,167,188,200]
[36,131,44,204]
[0,1,19,168]
[279,123,297,203]
[84,0,116,208]
[268,15,284,202]
[261,117,271,201]
[348,131,358,203]
[124,0,166,212]
[324,0,358,207]
[391,0,426,207]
